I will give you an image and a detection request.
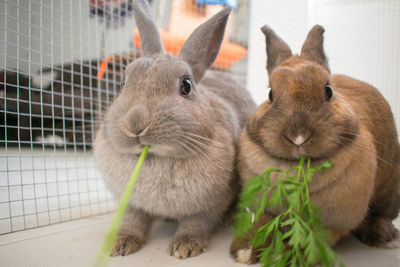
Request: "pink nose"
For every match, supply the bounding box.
[292,135,306,145]
[284,134,311,146]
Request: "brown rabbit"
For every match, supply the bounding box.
[93,0,255,260]
[230,25,400,264]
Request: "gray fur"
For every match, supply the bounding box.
[93,3,256,259]
[132,0,164,55]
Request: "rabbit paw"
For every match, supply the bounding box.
[230,239,258,264]
[381,229,400,249]
[169,236,208,259]
[110,235,144,256]
[356,217,399,247]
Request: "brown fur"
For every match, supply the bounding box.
[230,214,274,264]
[231,24,400,264]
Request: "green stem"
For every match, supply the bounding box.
[296,156,306,182]
[304,158,312,204]
[93,145,150,267]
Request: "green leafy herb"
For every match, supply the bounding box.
[93,145,149,267]
[234,156,343,267]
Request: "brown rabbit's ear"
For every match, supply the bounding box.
[261,25,292,76]
[179,6,232,83]
[300,25,329,72]
[132,0,164,56]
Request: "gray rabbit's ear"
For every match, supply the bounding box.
[300,25,329,72]
[179,6,232,83]
[132,0,164,56]
[261,25,292,76]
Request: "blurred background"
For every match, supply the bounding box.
[0,0,399,236]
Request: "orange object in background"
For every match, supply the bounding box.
[134,28,247,68]
[97,30,247,80]
[96,52,140,80]
[97,1,248,80]
[97,56,113,79]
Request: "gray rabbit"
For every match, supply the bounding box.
[93,0,255,259]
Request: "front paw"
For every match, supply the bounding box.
[230,238,259,264]
[111,235,144,256]
[355,217,399,247]
[168,236,208,259]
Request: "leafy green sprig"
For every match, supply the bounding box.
[234,156,343,267]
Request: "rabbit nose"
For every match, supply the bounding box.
[120,121,150,138]
[284,134,312,146]
[293,135,306,145]
[120,105,150,137]
[136,124,150,136]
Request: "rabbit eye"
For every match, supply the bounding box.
[268,89,273,102]
[325,84,333,102]
[120,77,125,87]
[180,78,191,96]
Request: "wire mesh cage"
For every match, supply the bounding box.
[0,0,250,235]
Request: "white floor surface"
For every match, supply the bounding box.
[0,213,399,267]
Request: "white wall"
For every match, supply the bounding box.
[247,0,400,133]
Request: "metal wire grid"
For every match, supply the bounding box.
[0,0,250,235]
[0,0,132,234]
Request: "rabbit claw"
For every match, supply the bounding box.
[169,236,207,259]
[110,235,144,256]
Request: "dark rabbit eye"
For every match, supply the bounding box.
[180,78,192,96]
[325,84,333,101]
[120,77,125,87]
[268,89,273,102]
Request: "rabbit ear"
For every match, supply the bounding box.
[132,0,164,56]
[300,25,329,71]
[179,6,232,83]
[261,25,293,76]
